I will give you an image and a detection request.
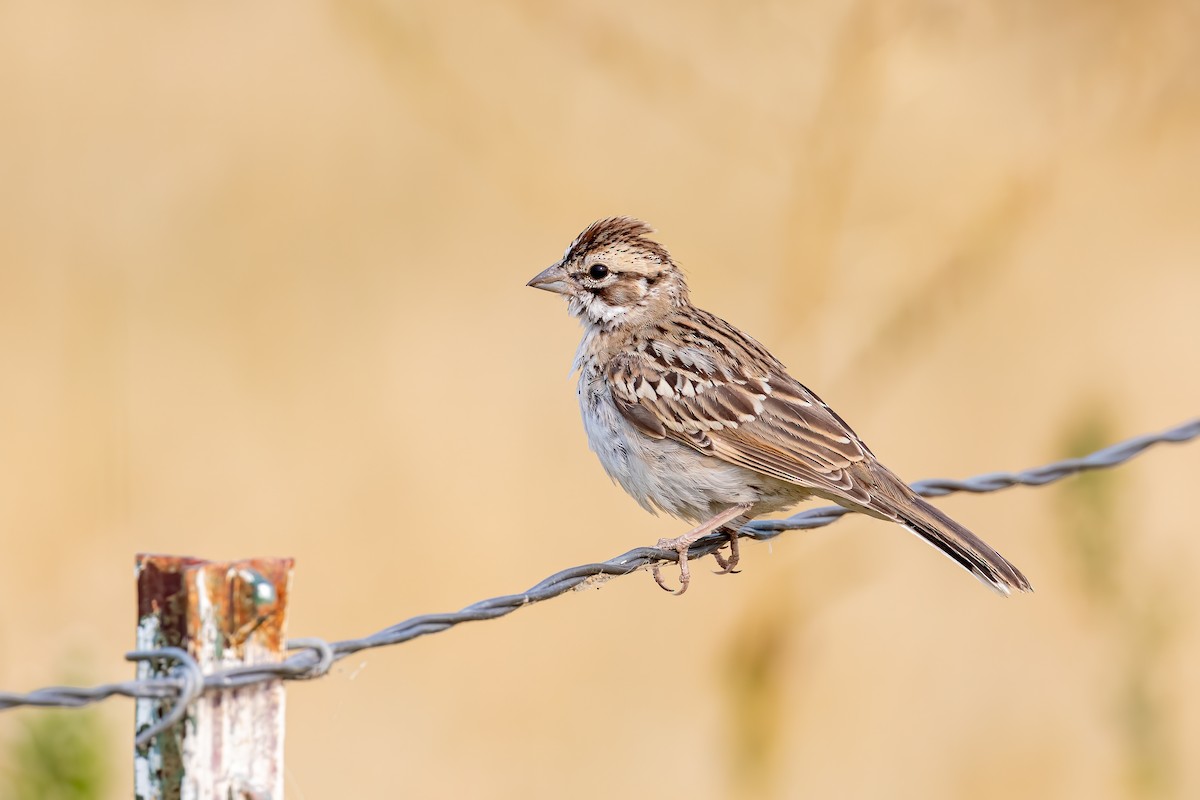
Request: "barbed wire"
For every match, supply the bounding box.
[2,417,1197,744]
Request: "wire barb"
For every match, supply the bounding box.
[0,417,1196,733]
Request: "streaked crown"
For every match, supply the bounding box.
[561,217,672,273]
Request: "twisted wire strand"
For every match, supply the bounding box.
[1,417,1196,725]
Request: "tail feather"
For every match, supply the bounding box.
[894,494,1032,595]
[861,465,1032,595]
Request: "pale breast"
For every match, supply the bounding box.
[576,355,806,522]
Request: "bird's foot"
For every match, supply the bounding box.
[711,529,741,575]
[651,537,694,596]
[650,504,752,596]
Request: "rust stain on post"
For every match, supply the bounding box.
[134,554,294,800]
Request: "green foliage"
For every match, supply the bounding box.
[1055,404,1178,798]
[2,710,109,800]
[720,598,796,799]
[1055,409,1120,603]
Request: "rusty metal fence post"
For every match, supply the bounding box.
[133,554,294,799]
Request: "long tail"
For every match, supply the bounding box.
[872,473,1032,595]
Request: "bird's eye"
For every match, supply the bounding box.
[588,263,610,280]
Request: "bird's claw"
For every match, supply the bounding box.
[649,504,753,596]
[651,538,692,595]
[711,530,741,575]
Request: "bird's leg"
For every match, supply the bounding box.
[711,525,742,575]
[652,503,753,595]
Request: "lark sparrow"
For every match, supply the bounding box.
[528,217,1031,596]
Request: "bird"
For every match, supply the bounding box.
[527,217,1032,597]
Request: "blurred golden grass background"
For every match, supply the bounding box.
[1,0,1198,797]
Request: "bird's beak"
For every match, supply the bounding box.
[526,263,572,295]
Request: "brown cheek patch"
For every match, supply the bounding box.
[599,280,642,307]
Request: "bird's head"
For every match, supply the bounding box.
[527,217,689,331]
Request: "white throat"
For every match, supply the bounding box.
[568,291,629,332]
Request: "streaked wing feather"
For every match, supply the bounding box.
[607,332,876,507]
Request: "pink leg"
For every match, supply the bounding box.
[651,503,753,596]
